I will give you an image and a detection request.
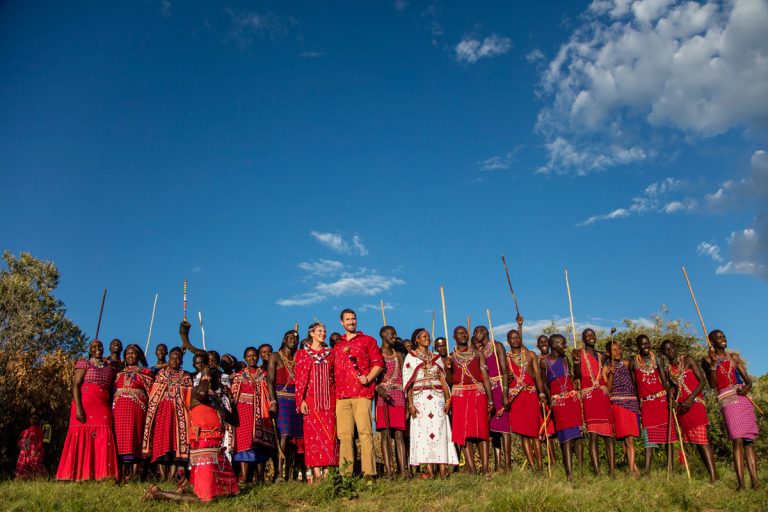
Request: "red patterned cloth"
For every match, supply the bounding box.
[189,404,239,502]
[294,347,338,467]
[507,352,542,438]
[634,354,676,444]
[231,367,275,456]
[113,366,154,458]
[668,359,709,443]
[56,360,118,481]
[715,355,759,441]
[612,404,640,439]
[15,425,48,479]
[682,424,709,445]
[332,332,383,400]
[578,350,613,436]
[142,368,192,462]
[375,353,406,431]
[450,351,489,444]
[544,357,583,442]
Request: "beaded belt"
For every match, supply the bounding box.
[551,389,579,401]
[277,391,295,398]
[610,394,638,402]
[452,383,485,395]
[489,375,503,388]
[238,392,254,404]
[641,391,666,402]
[717,388,738,401]
[413,385,443,392]
[580,385,609,396]
[509,385,536,394]
[114,388,147,398]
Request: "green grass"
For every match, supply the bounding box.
[1,466,765,512]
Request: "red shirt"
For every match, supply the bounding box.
[332,331,383,400]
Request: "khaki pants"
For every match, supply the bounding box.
[336,397,376,476]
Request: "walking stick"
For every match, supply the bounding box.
[486,309,502,417]
[501,256,521,317]
[440,286,450,352]
[144,293,158,355]
[380,299,387,326]
[94,288,107,341]
[564,269,578,349]
[467,315,471,334]
[183,280,187,321]
[681,267,764,414]
[541,402,552,478]
[667,392,674,481]
[671,407,691,480]
[431,311,436,340]
[271,417,286,459]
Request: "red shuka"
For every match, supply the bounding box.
[578,349,613,437]
[450,350,489,444]
[507,351,542,438]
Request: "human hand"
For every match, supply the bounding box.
[76,407,86,423]
[300,401,309,415]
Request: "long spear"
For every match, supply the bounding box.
[486,308,501,387]
[564,269,578,349]
[94,288,107,341]
[431,311,436,340]
[380,299,387,326]
[682,266,764,414]
[144,293,158,355]
[501,255,520,316]
[440,286,450,352]
[198,311,207,351]
[183,280,187,321]
[541,402,552,478]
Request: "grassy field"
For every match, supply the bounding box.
[1,465,766,512]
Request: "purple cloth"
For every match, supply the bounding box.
[277,385,303,439]
[720,385,758,441]
[485,349,510,433]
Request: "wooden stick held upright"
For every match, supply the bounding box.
[541,402,552,478]
[486,309,501,381]
[145,293,158,355]
[467,315,471,334]
[564,269,578,349]
[380,299,387,327]
[431,311,436,340]
[501,255,520,316]
[672,407,692,480]
[440,286,450,352]
[183,280,187,322]
[198,311,207,351]
[94,288,107,341]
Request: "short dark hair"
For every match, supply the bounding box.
[243,346,258,358]
[380,325,395,337]
[339,308,356,320]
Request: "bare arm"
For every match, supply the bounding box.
[496,342,510,410]
[72,368,86,423]
[267,353,279,417]
[179,321,207,357]
[539,358,551,402]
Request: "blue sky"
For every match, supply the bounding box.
[2,1,766,373]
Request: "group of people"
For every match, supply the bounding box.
[42,308,761,502]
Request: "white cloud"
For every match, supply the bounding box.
[537,0,768,174]
[297,259,345,275]
[697,241,723,262]
[536,137,648,175]
[277,268,405,307]
[276,294,324,307]
[309,231,368,256]
[526,48,545,63]
[479,146,524,171]
[358,303,396,313]
[715,218,768,280]
[394,0,409,11]
[455,34,512,64]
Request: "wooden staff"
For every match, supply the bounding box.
[440,286,450,352]
[486,309,501,387]
[467,315,471,334]
[501,255,520,316]
[198,311,207,351]
[183,280,187,321]
[294,322,299,333]
[94,288,107,341]
[671,407,691,480]
[541,402,552,478]
[682,266,764,414]
[144,293,158,355]
[564,269,578,348]
[380,299,387,326]
[667,391,675,481]
[431,311,436,340]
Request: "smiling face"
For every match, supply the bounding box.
[709,330,727,350]
[340,312,357,334]
[156,344,167,359]
[415,330,431,349]
[124,346,139,366]
[636,336,651,357]
[110,339,123,355]
[549,335,566,357]
[434,337,447,357]
[89,340,104,360]
[381,327,397,346]
[245,348,259,368]
[259,345,272,364]
[283,331,299,351]
[582,329,596,348]
[208,351,220,368]
[193,354,207,373]
[310,324,327,345]
[537,335,550,355]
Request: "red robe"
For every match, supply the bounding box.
[142,368,193,462]
[578,349,613,437]
[634,355,676,444]
[668,357,708,444]
[450,350,489,444]
[16,425,48,479]
[507,352,541,438]
[189,402,239,501]
[112,366,154,458]
[295,347,338,467]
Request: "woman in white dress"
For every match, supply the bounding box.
[402,328,458,477]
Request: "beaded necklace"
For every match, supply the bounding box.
[307,345,331,365]
[634,353,658,385]
[714,351,735,386]
[581,348,602,386]
[380,351,400,388]
[278,349,296,380]
[120,365,141,387]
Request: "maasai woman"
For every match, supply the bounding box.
[403,328,458,478]
[231,346,275,483]
[268,330,304,481]
[574,328,615,476]
[375,325,408,478]
[630,334,675,474]
[15,413,48,479]
[56,339,118,481]
[605,339,640,476]
[142,345,193,481]
[107,338,123,369]
[153,343,168,374]
[112,344,154,481]
[703,329,759,490]
[661,340,717,483]
[143,365,239,503]
[540,334,583,481]
[295,322,338,481]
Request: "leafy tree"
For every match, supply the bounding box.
[0,251,86,475]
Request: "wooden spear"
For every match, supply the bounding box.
[501,255,520,316]
[380,299,387,327]
[144,293,158,355]
[183,280,187,321]
[198,311,207,351]
[440,286,450,352]
[94,288,107,341]
[672,407,692,480]
[564,269,578,349]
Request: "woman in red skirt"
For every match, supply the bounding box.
[295,322,338,482]
[112,344,154,481]
[56,339,118,481]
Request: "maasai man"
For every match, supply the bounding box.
[605,339,640,476]
[295,322,338,482]
[447,325,494,476]
[661,340,717,483]
[473,325,511,470]
[434,337,449,367]
[142,342,193,482]
[113,344,154,481]
[404,328,458,478]
[540,334,583,481]
[376,325,408,478]
[506,323,547,471]
[268,330,303,481]
[15,413,48,479]
[630,334,675,474]
[332,309,383,479]
[232,347,275,484]
[143,364,239,503]
[703,330,760,490]
[153,343,168,374]
[573,328,615,476]
[107,338,123,369]
[536,334,557,464]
